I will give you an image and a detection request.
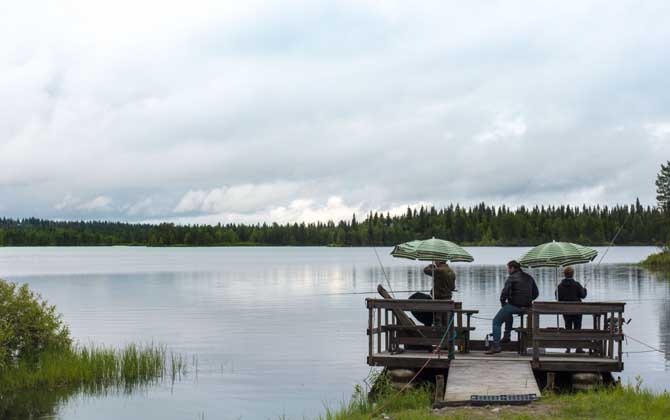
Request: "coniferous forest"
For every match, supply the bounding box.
[0,200,667,247]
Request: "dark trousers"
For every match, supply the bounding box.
[563,314,583,330]
[563,314,583,352]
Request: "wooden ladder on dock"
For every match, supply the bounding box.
[435,360,541,407]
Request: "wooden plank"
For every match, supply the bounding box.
[444,360,540,405]
[367,298,456,312]
[374,286,419,328]
[532,301,625,314]
[368,350,623,372]
[534,332,623,341]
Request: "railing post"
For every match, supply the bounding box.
[377,307,381,354]
[532,310,539,365]
[368,305,373,359]
[607,312,614,359]
[617,310,623,366]
[385,309,389,352]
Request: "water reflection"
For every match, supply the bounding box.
[0,246,667,419]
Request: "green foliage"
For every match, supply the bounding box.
[0,344,184,419]
[640,248,670,271]
[0,344,175,393]
[0,279,71,369]
[318,380,670,420]
[318,371,432,420]
[656,160,670,212]
[0,201,667,247]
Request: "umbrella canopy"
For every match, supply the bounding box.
[519,241,598,268]
[390,238,474,262]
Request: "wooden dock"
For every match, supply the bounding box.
[369,349,622,372]
[437,359,540,407]
[365,295,627,407]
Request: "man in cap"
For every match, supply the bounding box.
[486,260,539,355]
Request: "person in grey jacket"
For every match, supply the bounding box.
[486,260,539,354]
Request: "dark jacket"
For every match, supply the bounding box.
[556,278,587,302]
[424,263,456,299]
[500,269,539,308]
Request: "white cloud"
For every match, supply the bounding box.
[54,194,80,210]
[174,182,302,214]
[54,194,113,212]
[78,196,113,211]
[125,197,156,216]
[646,122,670,138]
[474,115,527,144]
[2,1,670,222]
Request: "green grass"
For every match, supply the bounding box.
[640,250,670,271]
[0,343,185,394]
[317,375,670,420]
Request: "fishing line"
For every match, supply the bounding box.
[372,245,395,297]
[624,334,665,354]
[584,210,633,287]
[310,289,430,297]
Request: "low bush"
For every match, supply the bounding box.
[0,279,71,370]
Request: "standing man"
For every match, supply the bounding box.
[485,260,539,355]
[424,260,456,300]
[557,266,587,353]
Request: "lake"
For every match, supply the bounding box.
[0,246,668,419]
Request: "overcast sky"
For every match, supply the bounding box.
[1,1,669,224]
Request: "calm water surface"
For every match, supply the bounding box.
[0,246,668,419]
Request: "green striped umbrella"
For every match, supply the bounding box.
[390,238,474,262]
[519,241,597,311]
[519,241,598,268]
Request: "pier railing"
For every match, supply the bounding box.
[366,299,474,360]
[530,301,626,369]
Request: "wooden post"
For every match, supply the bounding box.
[608,311,615,359]
[532,310,539,365]
[617,310,623,364]
[368,307,374,358]
[385,309,389,352]
[455,302,463,353]
[435,375,445,403]
[377,307,382,354]
[546,372,556,391]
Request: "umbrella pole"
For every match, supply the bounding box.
[555,266,560,330]
[431,262,435,300]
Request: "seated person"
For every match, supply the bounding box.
[486,260,539,355]
[557,266,587,353]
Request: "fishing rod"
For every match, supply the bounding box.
[584,210,632,287]
[310,289,431,297]
[372,244,396,297]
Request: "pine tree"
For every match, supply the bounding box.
[656,161,670,212]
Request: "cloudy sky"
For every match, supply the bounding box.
[1,1,669,224]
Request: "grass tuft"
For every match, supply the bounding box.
[0,343,177,394]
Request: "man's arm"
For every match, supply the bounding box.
[531,278,539,300]
[446,269,456,291]
[579,283,587,299]
[500,278,511,305]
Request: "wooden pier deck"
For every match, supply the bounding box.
[438,359,541,407]
[366,295,626,406]
[369,349,622,372]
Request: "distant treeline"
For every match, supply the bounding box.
[0,200,667,247]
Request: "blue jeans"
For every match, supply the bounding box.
[492,304,523,346]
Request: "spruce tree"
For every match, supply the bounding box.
[656,161,670,212]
